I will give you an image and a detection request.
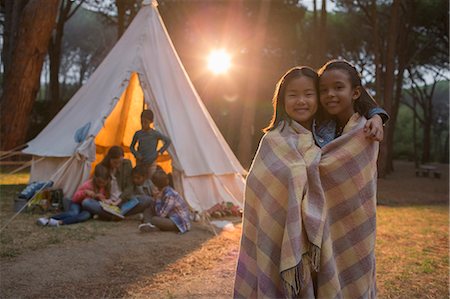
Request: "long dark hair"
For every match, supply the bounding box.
[264,66,320,132]
[317,59,378,118]
[92,164,111,198]
[99,146,124,172]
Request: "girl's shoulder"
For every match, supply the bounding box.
[79,179,94,189]
[163,186,178,197]
[261,126,285,143]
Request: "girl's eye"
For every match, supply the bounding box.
[305,93,314,97]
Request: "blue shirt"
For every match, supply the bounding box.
[155,186,191,234]
[130,129,171,164]
[313,107,388,148]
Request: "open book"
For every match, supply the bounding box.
[99,202,125,219]
[120,197,140,215]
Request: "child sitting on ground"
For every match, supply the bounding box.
[140,170,191,234]
[36,164,111,227]
[130,109,171,179]
[120,164,156,227]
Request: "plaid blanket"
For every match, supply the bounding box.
[234,114,379,298]
[316,113,379,298]
[234,120,325,298]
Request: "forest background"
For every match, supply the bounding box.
[0,0,448,175]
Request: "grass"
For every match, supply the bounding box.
[0,169,29,185]
[376,205,448,299]
[0,180,112,260]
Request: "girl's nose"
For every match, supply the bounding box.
[326,89,335,97]
[296,97,306,104]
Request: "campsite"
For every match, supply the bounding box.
[0,0,448,298]
[0,161,448,298]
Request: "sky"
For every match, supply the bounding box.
[301,0,337,12]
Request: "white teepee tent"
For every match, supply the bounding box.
[22,0,245,212]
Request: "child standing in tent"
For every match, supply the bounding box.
[130,109,171,178]
[36,164,111,227]
[141,170,191,234]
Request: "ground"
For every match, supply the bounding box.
[0,160,448,298]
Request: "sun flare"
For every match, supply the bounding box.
[207,49,231,74]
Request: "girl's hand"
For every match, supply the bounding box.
[111,198,122,206]
[103,199,112,205]
[96,193,106,200]
[84,190,95,198]
[364,115,384,142]
[152,190,162,198]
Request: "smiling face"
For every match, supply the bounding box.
[284,76,318,130]
[319,69,361,124]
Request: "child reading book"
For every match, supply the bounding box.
[120,165,155,225]
[36,164,110,227]
[140,170,191,234]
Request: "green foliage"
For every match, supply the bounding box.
[393,105,417,160]
[395,80,449,162]
[11,0,446,164]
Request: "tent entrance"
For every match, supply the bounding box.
[94,72,172,174]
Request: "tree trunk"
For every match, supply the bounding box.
[49,0,79,105]
[237,1,270,168]
[377,0,401,177]
[312,0,318,67]
[442,133,449,163]
[371,0,382,106]
[422,117,432,163]
[1,0,29,90]
[0,0,60,151]
[386,62,406,172]
[412,95,418,167]
[319,0,327,65]
[116,0,126,39]
[421,92,434,163]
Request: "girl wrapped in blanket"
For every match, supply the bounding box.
[36,164,111,227]
[234,63,384,298]
[314,60,382,299]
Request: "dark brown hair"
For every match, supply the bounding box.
[141,109,154,123]
[92,164,111,198]
[151,170,169,190]
[132,164,148,178]
[99,146,124,172]
[317,59,378,118]
[264,66,320,132]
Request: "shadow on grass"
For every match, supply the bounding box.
[0,183,219,298]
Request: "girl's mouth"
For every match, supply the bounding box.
[325,101,339,108]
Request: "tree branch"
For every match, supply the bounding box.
[67,0,86,20]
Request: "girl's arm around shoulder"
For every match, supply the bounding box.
[363,115,384,142]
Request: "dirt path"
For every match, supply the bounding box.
[0,220,241,298]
